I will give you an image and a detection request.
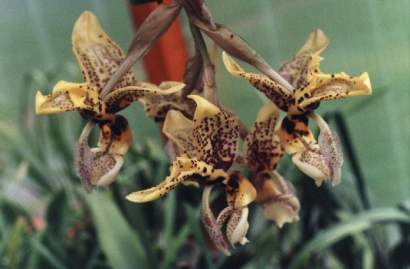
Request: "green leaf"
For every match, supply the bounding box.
[160,205,198,269]
[84,191,149,269]
[29,233,66,269]
[289,207,410,269]
[2,218,26,269]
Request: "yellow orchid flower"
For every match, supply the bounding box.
[126,95,256,255]
[224,29,370,186]
[34,11,184,191]
[126,95,253,204]
[222,29,372,116]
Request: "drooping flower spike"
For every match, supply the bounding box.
[35,11,184,191]
[222,29,372,116]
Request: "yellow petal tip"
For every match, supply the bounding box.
[125,192,144,203]
[188,94,220,121]
[222,51,244,77]
[35,91,48,115]
[360,72,372,94]
[298,29,330,55]
[72,10,102,45]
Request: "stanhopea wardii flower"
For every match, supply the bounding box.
[223,29,371,186]
[35,11,184,191]
[127,95,256,254]
[32,1,374,256]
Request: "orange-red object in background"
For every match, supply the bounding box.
[128,0,188,84]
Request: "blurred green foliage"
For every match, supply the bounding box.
[0,0,409,268]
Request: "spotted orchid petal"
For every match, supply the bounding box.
[226,207,250,246]
[292,149,330,187]
[222,52,290,111]
[201,186,231,256]
[75,115,132,192]
[72,11,136,94]
[312,113,344,185]
[279,29,329,89]
[289,72,372,115]
[189,95,240,170]
[254,171,300,227]
[104,81,185,114]
[245,102,283,171]
[126,157,229,203]
[35,81,101,115]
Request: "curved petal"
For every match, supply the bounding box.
[279,29,329,89]
[290,72,372,115]
[188,94,220,122]
[74,115,132,192]
[224,172,257,209]
[201,186,231,256]
[72,11,136,93]
[163,110,195,156]
[312,113,344,185]
[292,150,330,186]
[126,157,229,203]
[254,171,300,227]
[222,52,290,111]
[297,29,329,55]
[189,95,240,169]
[226,208,250,246]
[279,115,316,154]
[104,82,185,113]
[245,102,283,171]
[36,81,100,115]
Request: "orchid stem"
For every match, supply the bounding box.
[189,22,218,104]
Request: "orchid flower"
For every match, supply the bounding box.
[223,29,371,186]
[35,11,184,191]
[126,95,256,254]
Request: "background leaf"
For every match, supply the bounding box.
[84,191,150,269]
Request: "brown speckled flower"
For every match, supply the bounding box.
[223,29,371,186]
[35,11,184,191]
[127,95,256,255]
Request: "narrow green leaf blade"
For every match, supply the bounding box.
[85,191,149,269]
